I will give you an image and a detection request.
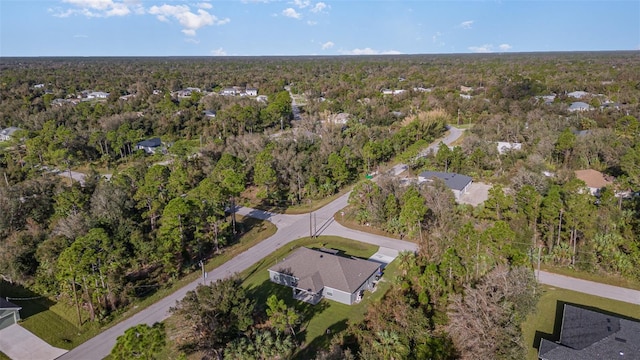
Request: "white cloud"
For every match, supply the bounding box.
[340,48,402,55]
[432,31,442,43]
[311,2,328,13]
[293,0,310,8]
[185,38,200,44]
[211,48,227,56]
[498,43,512,51]
[282,7,301,19]
[63,0,112,10]
[321,41,334,50]
[197,2,213,9]
[307,20,317,25]
[460,20,473,29]
[55,0,137,17]
[468,44,493,53]
[149,4,229,36]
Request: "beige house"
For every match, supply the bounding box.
[574,169,612,195]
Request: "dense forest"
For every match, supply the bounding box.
[1,52,639,359]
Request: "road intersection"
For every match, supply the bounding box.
[55,125,640,360]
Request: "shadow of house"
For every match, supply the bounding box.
[537,302,640,360]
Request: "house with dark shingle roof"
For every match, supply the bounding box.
[135,137,162,154]
[538,304,640,360]
[418,171,472,200]
[0,298,21,330]
[268,247,381,305]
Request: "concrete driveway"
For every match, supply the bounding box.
[0,324,67,360]
[368,247,400,268]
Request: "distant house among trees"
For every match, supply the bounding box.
[135,137,162,154]
[496,142,522,154]
[0,127,21,142]
[268,247,381,305]
[418,171,472,200]
[568,102,593,112]
[87,91,110,99]
[538,304,640,360]
[574,169,613,196]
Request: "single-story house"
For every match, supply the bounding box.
[568,102,593,112]
[328,112,350,125]
[567,90,590,99]
[268,247,382,305]
[496,142,522,154]
[413,87,432,93]
[574,169,612,195]
[245,88,258,96]
[203,110,217,118]
[256,95,269,103]
[0,127,21,142]
[221,87,238,96]
[135,137,162,154]
[538,304,640,360]
[87,91,110,99]
[0,298,21,330]
[381,89,406,95]
[418,171,472,200]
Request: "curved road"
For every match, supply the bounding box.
[57,125,640,359]
[58,192,416,360]
[57,125,460,360]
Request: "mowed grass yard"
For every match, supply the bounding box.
[522,285,640,360]
[240,236,399,359]
[0,216,276,351]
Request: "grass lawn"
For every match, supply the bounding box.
[0,352,10,360]
[1,216,276,351]
[522,285,640,360]
[240,236,398,359]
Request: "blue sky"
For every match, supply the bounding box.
[1,0,639,56]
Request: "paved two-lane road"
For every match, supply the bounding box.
[536,270,640,305]
[58,192,416,360]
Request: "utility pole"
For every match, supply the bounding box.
[200,260,206,283]
[314,213,317,238]
[537,246,542,281]
[309,211,312,238]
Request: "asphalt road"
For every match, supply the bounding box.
[536,270,640,305]
[58,192,416,360]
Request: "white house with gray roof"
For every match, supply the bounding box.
[0,127,21,142]
[268,247,381,305]
[0,298,21,330]
[418,171,472,200]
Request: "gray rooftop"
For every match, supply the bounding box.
[0,298,21,310]
[538,304,640,360]
[0,127,21,137]
[268,247,381,294]
[136,137,161,148]
[418,171,472,191]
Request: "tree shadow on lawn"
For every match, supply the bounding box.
[246,279,329,325]
[0,281,55,319]
[294,319,349,360]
